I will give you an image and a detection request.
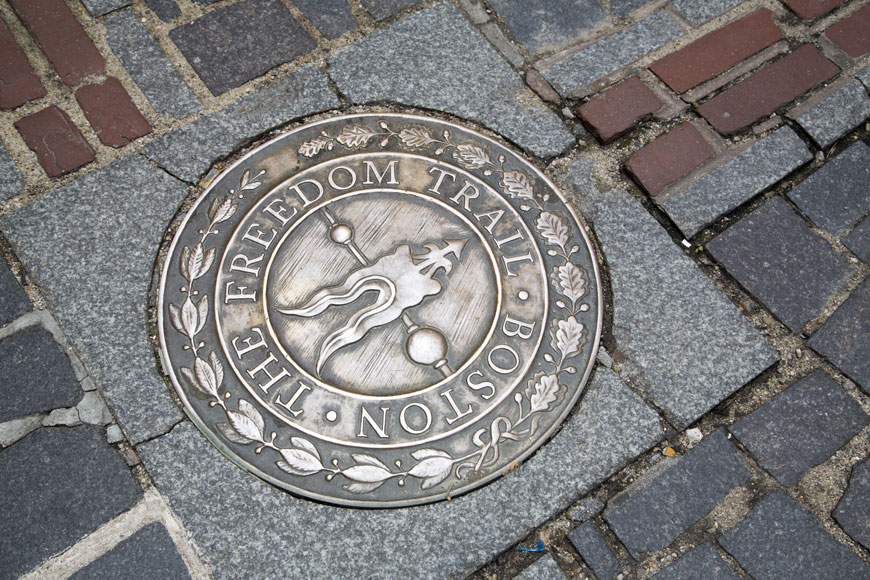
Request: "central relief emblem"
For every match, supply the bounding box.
[158,113,602,507]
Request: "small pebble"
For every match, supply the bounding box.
[686,428,703,444]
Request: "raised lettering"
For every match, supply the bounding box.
[399,402,432,435]
[275,381,311,417]
[357,406,390,438]
[440,389,473,424]
[363,160,398,185]
[328,165,357,190]
[466,370,495,400]
[242,223,277,250]
[502,316,535,340]
[229,252,264,276]
[427,166,456,195]
[246,352,291,394]
[288,179,324,207]
[494,229,524,249]
[450,181,479,211]
[501,252,534,277]
[474,208,505,233]
[264,198,298,226]
[488,344,520,375]
[231,327,267,358]
[224,281,256,302]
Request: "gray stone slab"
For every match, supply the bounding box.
[70,522,190,580]
[729,370,868,487]
[604,430,750,557]
[103,10,200,120]
[81,0,130,16]
[293,0,357,39]
[845,216,870,263]
[568,521,621,580]
[485,0,607,55]
[0,142,24,202]
[610,0,656,17]
[787,141,870,236]
[0,156,188,444]
[662,127,812,238]
[0,260,29,327]
[574,183,777,427]
[0,426,141,579]
[327,2,574,159]
[707,196,852,332]
[835,458,870,551]
[144,0,181,22]
[719,489,870,580]
[0,325,81,422]
[138,368,661,579]
[809,279,870,391]
[516,555,566,580]
[858,67,870,91]
[361,0,418,20]
[651,543,738,580]
[144,65,338,183]
[540,12,682,97]
[672,0,743,26]
[796,81,870,149]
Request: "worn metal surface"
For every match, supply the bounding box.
[157,113,602,507]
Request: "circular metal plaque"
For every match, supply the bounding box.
[158,113,602,507]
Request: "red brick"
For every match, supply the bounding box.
[825,5,870,58]
[15,106,95,177]
[650,10,781,94]
[577,76,663,144]
[9,0,104,86]
[781,0,846,20]
[75,78,151,148]
[697,45,839,135]
[0,18,46,110]
[624,123,714,196]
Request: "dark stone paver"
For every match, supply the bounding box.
[651,543,739,580]
[707,196,852,332]
[75,77,151,148]
[719,489,870,579]
[516,555,565,579]
[624,122,714,196]
[0,325,81,422]
[729,370,868,487]
[294,0,358,39]
[605,430,750,557]
[486,0,607,55]
[795,81,870,150]
[672,0,743,26]
[0,260,29,327]
[144,0,180,22]
[327,3,574,159]
[170,0,316,96]
[80,0,129,16]
[825,4,870,58]
[361,0,418,21]
[70,522,190,580]
[0,18,46,110]
[782,0,846,20]
[568,521,621,580]
[0,143,24,202]
[787,142,870,236]
[834,458,870,551]
[578,76,663,144]
[0,427,142,579]
[808,279,870,391]
[14,105,95,178]
[844,216,870,263]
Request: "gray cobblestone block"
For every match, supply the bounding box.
[0,156,188,444]
[568,521,621,580]
[0,142,24,202]
[70,522,190,580]
[540,12,682,97]
[858,67,870,91]
[0,427,141,579]
[293,0,357,39]
[662,127,811,238]
[144,65,338,183]
[605,430,750,557]
[672,0,743,26]
[719,489,870,579]
[103,10,200,120]
[651,543,738,579]
[707,196,852,333]
[809,279,870,392]
[485,0,606,55]
[0,260,29,327]
[144,0,180,22]
[361,0,419,20]
[844,216,870,263]
[0,325,81,422]
[729,370,868,487]
[81,0,130,16]
[516,555,566,579]
[834,458,870,551]
[795,81,870,149]
[610,0,656,17]
[327,3,574,159]
[138,368,660,579]
[787,141,870,236]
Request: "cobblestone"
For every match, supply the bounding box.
[671,0,743,26]
[859,67,870,90]
[624,122,714,196]
[781,0,846,20]
[516,555,566,579]
[14,105,95,177]
[844,216,870,263]
[80,0,130,17]
[293,0,358,39]
[361,0,419,21]
[568,521,622,580]
[651,543,738,580]
[0,143,24,202]
[486,0,607,55]
[70,522,190,580]
[826,4,870,58]
[610,0,656,17]
[0,18,46,111]
[794,81,870,150]
[75,77,151,148]
[834,458,870,551]
[0,260,29,326]
[577,75,663,144]
[808,279,870,391]
[143,0,180,22]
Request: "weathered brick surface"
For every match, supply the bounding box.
[697,45,839,135]
[650,10,781,94]
[825,4,870,58]
[781,0,846,20]
[14,106,95,177]
[624,123,714,196]
[578,76,662,144]
[75,77,151,148]
[9,0,105,86]
[0,18,46,110]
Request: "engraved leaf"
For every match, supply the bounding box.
[341,464,394,483]
[239,169,251,189]
[299,137,329,157]
[188,243,204,280]
[336,126,378,148]
[168,303,184,335]
[179,246,190,281]
[352,453,391,471]
[343,481,386,493]
[201,247,216,276]
[500,170,534,200]
[226,409,264,444]
[277,448,323,476]
[216,421,253,444]
[209,351,224,389]
[556,262,586,303]
[529,374,560,414]
[290,437,320,461]
[411,448,452,461]
[195,295,208,335]
[554,316,585,361]
[180,366,198,392]
[408,456,453,489]
[536,212,569,248]
[194,356,218,398]
[453,144,491,169]
[398,127,436,148]
[238,399,265,436]
[210,197,237,224]
[180,297,198,337]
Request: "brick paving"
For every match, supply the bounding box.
[0,0,868,578]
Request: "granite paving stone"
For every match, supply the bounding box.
[624,122,714,196]
[672,0,743,26]
[577,76,663,144]
[328,3,574,159]
[14,105,95,178]
[0,156,188,444]
[540,12,682,97]
[707,196,852,332]
[516,555,565,580]
[361,0,419,20]
[844,216,870,263]
[170,0,315,96]
[781,0,846,20]
[103,10,200,120]
[729,370,868,487]
[293,0,358,39]
[787,142,870,235]
[0,325,81,422]
[80,0,130,16]
[808,279,870,391]
[0,427,142,579]
[568,521,622,580]
[610,0,656,17]
[0,260,30,326]
[75,77,151,148]
[0,18,46,110]
[795,81,870,149]
[834,458,870,551]
[604,430,750,556]
[661,127,811,237]
[486,0,607,55]
[70,522,190,580]
[719,489,870,579]
[826,4,870,58]
[138,368,661,579]
[859,67,870,91]
[0,142,25,202]
[144,65,338,183]
[144,0,181,22]
[651,543,738,580]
